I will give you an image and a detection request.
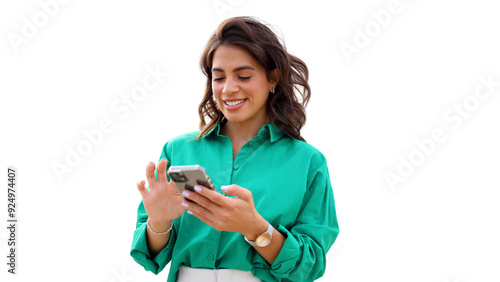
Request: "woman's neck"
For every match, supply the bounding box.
[221,117,270,145]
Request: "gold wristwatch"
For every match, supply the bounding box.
[244,222,273,247]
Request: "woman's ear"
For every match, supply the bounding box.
[270,68,279,88]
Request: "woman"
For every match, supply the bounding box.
[131,16,339,282]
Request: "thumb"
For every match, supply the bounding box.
[221,184,250,199]
[167,178,181,195]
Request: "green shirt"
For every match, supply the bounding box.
[130,122,339,282]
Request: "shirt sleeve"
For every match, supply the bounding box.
[130,200,177,274]
[130,141,176,274]
[251,152,339,281]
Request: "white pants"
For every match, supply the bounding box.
[177,266,261,282]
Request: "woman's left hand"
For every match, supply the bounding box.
[181,184,268,239]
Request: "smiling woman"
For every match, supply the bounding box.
[211,45,273,135]
[198,17,311,142]
[131,16,339,282]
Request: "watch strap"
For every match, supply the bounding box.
[244,222,273,246]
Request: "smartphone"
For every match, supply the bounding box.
[167,165,215,194]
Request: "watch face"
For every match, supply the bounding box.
[255,232,272,247]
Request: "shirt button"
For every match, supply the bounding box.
[233,164,239,170]
[207,254,214,261]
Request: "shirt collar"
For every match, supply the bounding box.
[202,121,224,139]
[202,121,284,143]
[259,122,284,143]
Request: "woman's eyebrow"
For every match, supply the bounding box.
[211,65,255,73]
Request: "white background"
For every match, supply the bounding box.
[1,0,499,281]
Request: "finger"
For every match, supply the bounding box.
[157,159,168,183]
[207,185,236,206]
[189,205,228,232]
[167,178,180,193]
[185,202,217,226]
[194,184,230,207]
[220,184,250,200]
[145,162,157,186]
[182,188,219,211]
[137,180,148,199]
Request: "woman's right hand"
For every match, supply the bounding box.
[137,159,187,231]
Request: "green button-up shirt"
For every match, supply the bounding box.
[131,122,339,282]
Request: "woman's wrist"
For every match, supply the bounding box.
[242,216,268,241]
[147,218,173,234]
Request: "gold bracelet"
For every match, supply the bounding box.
[147,218,173,235]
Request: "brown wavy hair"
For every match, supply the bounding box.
[197,16,311,141]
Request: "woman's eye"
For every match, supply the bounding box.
[239,76,251,80]
[213,77,225,82]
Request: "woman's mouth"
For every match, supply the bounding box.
[223,99,246,110]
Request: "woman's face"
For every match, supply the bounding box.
[211,45,275,127]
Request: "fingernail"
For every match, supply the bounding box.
[187,210,193,215]
[221,185,229,192]
[182,191,190,197]
[194,185,202,192]
[181,202,189,208]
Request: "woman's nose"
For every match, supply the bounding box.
[222,77,238,95]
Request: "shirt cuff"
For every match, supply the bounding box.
[251,224,301,279]
[130,221,176,274]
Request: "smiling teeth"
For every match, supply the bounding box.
[226,100,244,106]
